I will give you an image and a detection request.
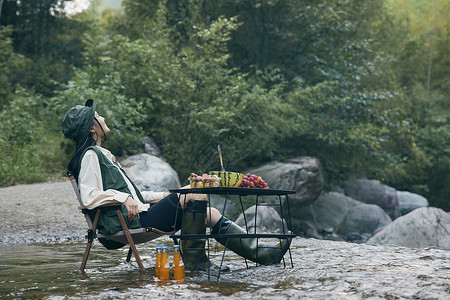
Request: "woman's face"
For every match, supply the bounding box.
[92,111,110,138]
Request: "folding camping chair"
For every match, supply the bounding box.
[69,174,174,272]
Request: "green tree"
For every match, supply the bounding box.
[0,26,29,108]
[383,0,450,209]
[0,0,89,97]
[54,7,294,179]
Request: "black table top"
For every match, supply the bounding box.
[169,187,296,196]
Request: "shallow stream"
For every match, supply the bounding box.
[1,238,449,299]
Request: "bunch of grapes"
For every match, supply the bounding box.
[239,174,270,189]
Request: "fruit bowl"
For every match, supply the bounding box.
[188,173,220,188]
[209,171,244,187]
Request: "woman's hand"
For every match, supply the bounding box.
[124,196,139,221]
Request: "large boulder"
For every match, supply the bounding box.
[209,194,240,218]
[248,157,324,208]
[235,205,288,234]
[344,179,400,220]
[293,192,361,237]
[120,153,181,191]
[336,204,392,243]
[397,191,429,215]
[367,207,450,250]
[293,220,323,239]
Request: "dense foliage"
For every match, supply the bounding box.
[0,0,448,210]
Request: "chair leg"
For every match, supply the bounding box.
[116,210,145,272]
[126,247,133,262]
[80,231,94,272]
[80,210,101,272]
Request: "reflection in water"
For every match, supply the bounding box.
[0,238,449,299]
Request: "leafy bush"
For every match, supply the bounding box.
[52,68,147,157]
[0,89,66,186]
[412,88,450,210]
[0,26,30,109]
[54,13,295,180]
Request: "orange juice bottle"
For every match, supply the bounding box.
[172,245,185,280]
[159,246,170,280]
[155,247,162,277]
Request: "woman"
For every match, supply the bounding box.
[62,99,291,272]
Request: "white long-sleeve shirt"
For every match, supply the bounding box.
[78,146,165,212]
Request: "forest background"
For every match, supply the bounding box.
[0,0,448,211]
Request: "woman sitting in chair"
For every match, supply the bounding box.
[62,99,291,272]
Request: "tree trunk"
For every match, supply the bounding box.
[0,0,4,21]
[426,0,437,92]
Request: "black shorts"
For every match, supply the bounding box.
[138,193,183,232]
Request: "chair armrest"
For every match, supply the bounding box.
[78,202,123,211]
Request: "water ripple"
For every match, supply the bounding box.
[0,237,449,299]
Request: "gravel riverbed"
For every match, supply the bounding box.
[0,180,86,244]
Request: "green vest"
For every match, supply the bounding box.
[80,146,142,236]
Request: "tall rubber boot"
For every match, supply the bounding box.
[180,200,229,272]
[212,216,292,265]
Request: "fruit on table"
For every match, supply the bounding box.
[189,173,220,188]
[209,171,244,187]
[239,174,270,189]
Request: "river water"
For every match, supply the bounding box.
[1,237,449,299]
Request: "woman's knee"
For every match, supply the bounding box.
[206,207,222,227]
[188,193,207,201]
[178,193,207,207]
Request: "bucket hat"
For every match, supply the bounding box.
[62,99,96,144]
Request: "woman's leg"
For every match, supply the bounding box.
[204,206,222,228]
[139,193,183,231]
[174,188,222,228]
[211,216,292,265]
[179,200,229,272]
[139,192,222,231]
[176,185,206,208]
